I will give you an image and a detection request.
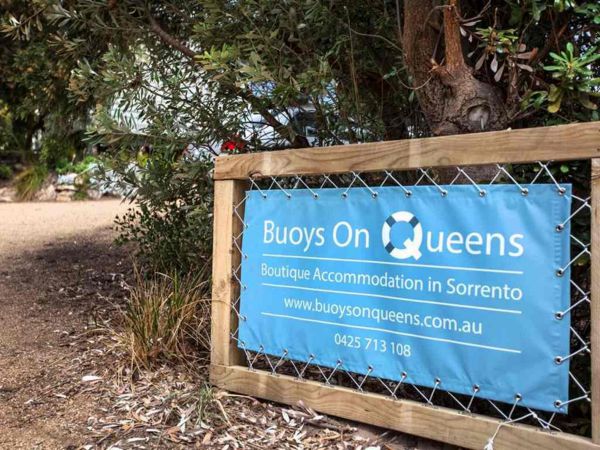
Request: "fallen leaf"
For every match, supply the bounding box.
[82,375,102,382]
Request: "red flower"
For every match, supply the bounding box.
[221,138,247,153]
[221,141,237,152]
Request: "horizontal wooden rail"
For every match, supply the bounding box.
[210,364,600,450]
[214,122,600,180]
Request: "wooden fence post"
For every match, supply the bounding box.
[591,158,600,443]
[210,179,246,370]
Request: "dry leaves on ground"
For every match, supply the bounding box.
[76,356,415,450]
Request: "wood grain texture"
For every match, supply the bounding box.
[214,122,600,180]
[591,159,600,443]
[210,364,599,450]
[210,180,246,367]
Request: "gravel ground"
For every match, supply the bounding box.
[0,200,130,449]
[0,200,129,254]
[0,200,451,450]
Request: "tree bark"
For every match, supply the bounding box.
[402,0,508,136]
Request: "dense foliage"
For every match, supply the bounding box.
[2,1,599,271]
[0,0,105,166]
[112,148,214,274]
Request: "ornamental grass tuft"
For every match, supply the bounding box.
[119,264,211,370]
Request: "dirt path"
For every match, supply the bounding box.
[0,200,448,450]
[0,200,129,449]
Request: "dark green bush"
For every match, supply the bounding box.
[56,155,99,175]
[39,136,77,170]
[114,148,214,276]
[0,164,13,180]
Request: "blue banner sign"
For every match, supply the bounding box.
[238,184,572,412]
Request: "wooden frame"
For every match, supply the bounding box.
[211,122,600,450]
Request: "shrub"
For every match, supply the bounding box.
[113,149,214,275]
[73,189,89,201]
[15,165,48,200]
[0,164,13,180]
[39,136,78,170]
[118,265,211,370]
[56,155,99,175]
[100,145,215,366]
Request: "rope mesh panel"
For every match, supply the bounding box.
[229,161,591,438]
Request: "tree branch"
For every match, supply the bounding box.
[442,0,467,72]
[148,15,196,59]
[532,21,569,66]
[146,14,309,149]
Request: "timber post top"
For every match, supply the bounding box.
[213,121,600,180]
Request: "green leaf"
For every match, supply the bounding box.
[548,52,567,63]
[566,42,574,56]
[532,1,543,21]
[548,85,561,101]
[578,93,598,110]
[548,91,563,112]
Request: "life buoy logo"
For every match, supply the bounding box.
[381,211,423,260]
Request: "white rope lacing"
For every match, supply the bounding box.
[231,161,591,447]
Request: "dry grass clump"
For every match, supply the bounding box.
[15,164,48,200]
[119,265,211,370]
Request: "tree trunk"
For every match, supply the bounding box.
[24,115,45,163]
[402,0,508,137]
